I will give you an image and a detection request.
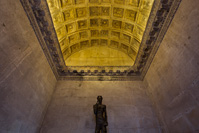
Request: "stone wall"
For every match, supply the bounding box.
[144,0,199,132]
[40,81,161,133]
[0,0,57,132]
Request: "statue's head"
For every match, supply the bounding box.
[97,96,103,104]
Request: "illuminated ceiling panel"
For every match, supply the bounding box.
[47,0,154,66]
[20,0,182,80]
[65,46,134,66]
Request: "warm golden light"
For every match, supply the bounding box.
[65,46,134,66]
[47,0,154,66]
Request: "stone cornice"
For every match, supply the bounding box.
[20,0,182,81]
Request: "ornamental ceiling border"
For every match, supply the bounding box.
[20,0,181,81]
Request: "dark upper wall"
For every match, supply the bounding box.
[0,0,57,132]
[144,0,199,132]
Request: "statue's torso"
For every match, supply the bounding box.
[94,104,106,124]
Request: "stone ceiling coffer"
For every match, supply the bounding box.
[20,0,182,81]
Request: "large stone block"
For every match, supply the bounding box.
[186,106,199,130]
[144,0,199,132]
[0,0,57,132]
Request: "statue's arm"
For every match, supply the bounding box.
[104,105,108,123]
[93,104,97,115]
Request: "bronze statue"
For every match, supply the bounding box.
[93,96,108,133]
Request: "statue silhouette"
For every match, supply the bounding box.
[93,96,108,133]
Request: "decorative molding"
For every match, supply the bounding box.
[20,0,182,81]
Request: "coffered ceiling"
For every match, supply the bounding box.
[47,0,154,66]
[20,0,181,80]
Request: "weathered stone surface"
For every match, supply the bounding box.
[169,116,193,133]
[186,107,199,130]
[144,0,199,132]
[40,81,161,133]
[0,0,57,132]
[1,0,198,132]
